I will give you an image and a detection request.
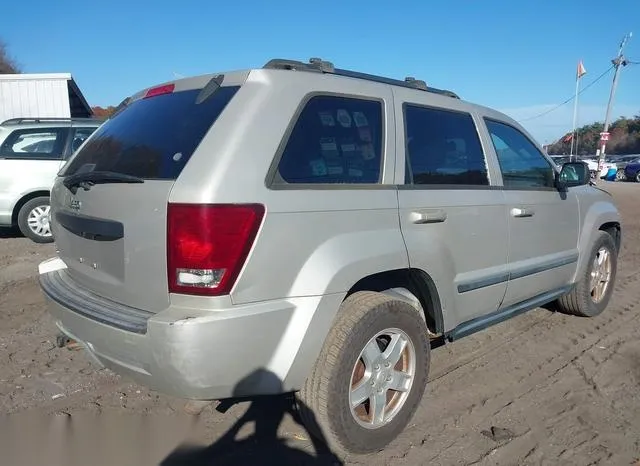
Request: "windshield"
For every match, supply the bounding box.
[60,85,239,180]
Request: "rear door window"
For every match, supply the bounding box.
[62,86,239,180]
[403,105,489,186]
[274,95,384,184]
[0,128,69,160]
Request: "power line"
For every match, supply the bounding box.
[517,65,614,123]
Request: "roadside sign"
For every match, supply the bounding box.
[600,132,610,141]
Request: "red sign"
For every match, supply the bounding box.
[600,132,610,141]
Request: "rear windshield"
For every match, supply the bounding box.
[61,85,239,180]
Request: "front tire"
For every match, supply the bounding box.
[17,196,54,244]
[556,231,617,317]
[615,168,626,181]
[297,291,430,457]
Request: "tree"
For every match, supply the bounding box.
[0,40,20,74]
[547,114,640,156]
[91,106,118,118]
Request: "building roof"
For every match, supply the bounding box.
[0,72,73,81]
[0,73,92,118]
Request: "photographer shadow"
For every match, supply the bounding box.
[161,369,343,466]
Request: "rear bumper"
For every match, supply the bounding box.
[39,258,342,400]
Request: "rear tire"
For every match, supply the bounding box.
[17,196,54,244]
[556,231,617,317]
[615,168,626,181]
[297,291,430,457]
[636,172,640,183]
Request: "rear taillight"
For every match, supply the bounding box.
[167,204,265,296]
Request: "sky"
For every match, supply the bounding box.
[2,0,639,144]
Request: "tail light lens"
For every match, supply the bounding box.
[167,203,265,296]
[144,83,175,99]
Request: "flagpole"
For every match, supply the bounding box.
[570,72,580,161]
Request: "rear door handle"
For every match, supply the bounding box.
[410,209,447,224]
[511,207,534,218]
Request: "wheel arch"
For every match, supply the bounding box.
[11,190,50,225]
[346,268,445,335]
[573,201,621,283]
[283,267,444,392]
[599,221,621,253]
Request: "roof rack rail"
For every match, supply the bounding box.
[1,117,103,126]
[263,58,336,73]
[403,77,428,91]
[262,58,460,99]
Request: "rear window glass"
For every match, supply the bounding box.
[62,86,239,180]
[404,105,488,186]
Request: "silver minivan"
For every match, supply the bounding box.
[0,117,101,242]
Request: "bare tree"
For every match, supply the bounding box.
[0,40,20,74]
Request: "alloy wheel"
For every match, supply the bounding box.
[590,247,612,304]
[349,328,416,429]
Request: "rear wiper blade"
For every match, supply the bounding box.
[63,171,144,194]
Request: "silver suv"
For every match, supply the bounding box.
[38,58,621,457]
[0,117,102,242]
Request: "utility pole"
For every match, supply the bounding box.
[598,32,632,169]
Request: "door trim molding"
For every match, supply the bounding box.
[457,252,578,294]
[509,253,579,281]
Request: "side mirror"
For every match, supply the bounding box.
[556,161,590,190]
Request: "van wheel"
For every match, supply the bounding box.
[17,196,54,244]
[296,291,430,457]
[557,231,617,317]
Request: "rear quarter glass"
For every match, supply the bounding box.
[61,86,240,180]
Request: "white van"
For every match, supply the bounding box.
[0,117,102,242]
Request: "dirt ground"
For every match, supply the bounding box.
[1,181,639,466]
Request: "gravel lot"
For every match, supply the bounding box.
[1,181,639,465]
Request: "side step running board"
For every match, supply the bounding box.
[445,286,572,342]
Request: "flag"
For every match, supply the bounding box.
[576,60,587,79]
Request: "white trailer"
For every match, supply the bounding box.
[0,73,92,123]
